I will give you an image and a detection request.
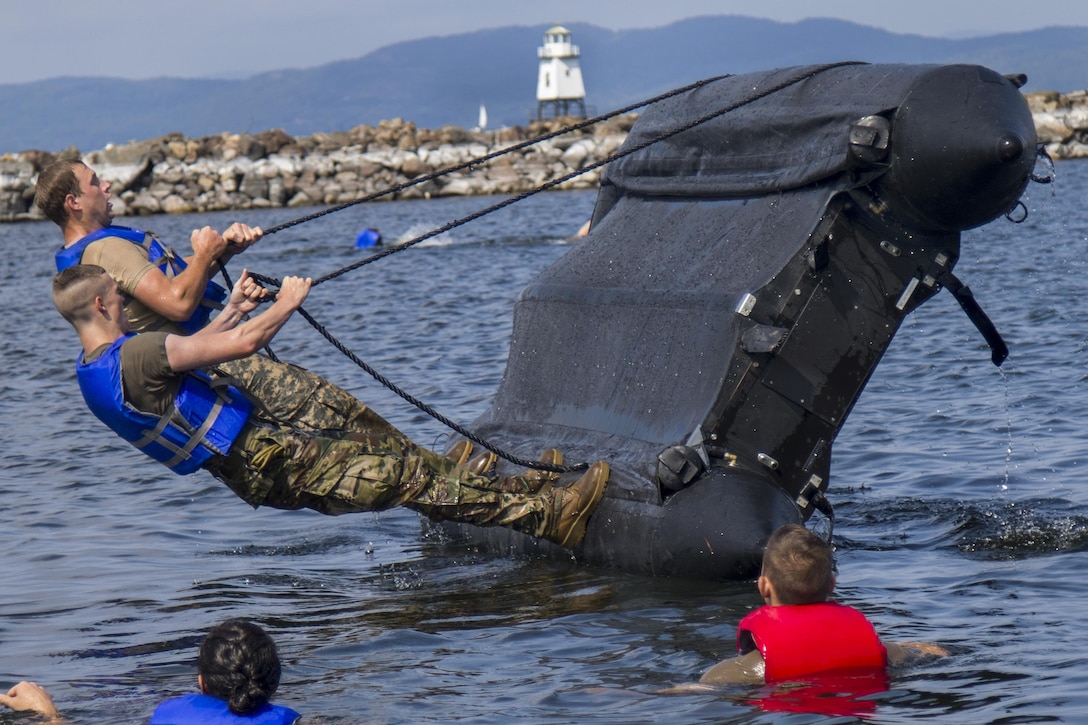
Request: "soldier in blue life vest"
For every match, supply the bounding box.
[37,158,405,440]
[51,263,609,547]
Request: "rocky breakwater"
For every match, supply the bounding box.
[1025,90,1088,159]
[5,91,1087,223]
[0,115,635,222]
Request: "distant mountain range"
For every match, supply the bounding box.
[2,15,1086,155]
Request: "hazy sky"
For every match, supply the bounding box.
[4,0,1087,85]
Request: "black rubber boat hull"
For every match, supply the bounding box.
[436,62,1038,579]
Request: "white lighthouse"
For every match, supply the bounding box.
[535,25,587,120]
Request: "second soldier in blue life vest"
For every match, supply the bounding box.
[52,264,609,549]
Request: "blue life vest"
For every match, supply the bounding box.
[55,225,227,333]
[354,227,382,248]
[76,334,252,475]
[149,693,300,724]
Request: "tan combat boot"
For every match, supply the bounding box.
[547,461,609,549]
[445,440,473,467]
[464,449,497,477]
[520,448,564,494]
[484,449,564,493]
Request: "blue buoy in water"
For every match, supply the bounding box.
[355,228,382,248]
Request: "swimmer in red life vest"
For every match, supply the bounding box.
[699,523,948,686]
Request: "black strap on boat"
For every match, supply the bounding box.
[938,270,1009,366]
[811,490,835,544]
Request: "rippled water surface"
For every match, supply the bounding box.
[3,164,1088,723]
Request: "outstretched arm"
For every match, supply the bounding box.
[164,275,312,372]
[885,641,949,666]
[698,650,766,685]
[0,681,60,719]
[653,650,766,694]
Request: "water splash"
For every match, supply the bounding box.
[954,498,1088,558]
[997,364,1013,492]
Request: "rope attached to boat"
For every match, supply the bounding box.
[257,73,732,238]
[232,62,865,473]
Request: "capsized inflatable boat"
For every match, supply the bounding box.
[436,63,1040,579]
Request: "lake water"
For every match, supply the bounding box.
[3,162,1088,723]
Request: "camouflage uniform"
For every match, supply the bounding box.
[78,236,572,539]
[206,421,555,538]
[202,351,558,533]
[213,355,398,436]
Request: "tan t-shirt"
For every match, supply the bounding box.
[78,237,186,334]
[85,332,179,417]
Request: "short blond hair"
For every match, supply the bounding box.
[52,264,109,326]
[760,524,835,605]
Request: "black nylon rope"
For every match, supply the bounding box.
[243,62,863,472]
[258,62,862,289]
[292,305,576,472]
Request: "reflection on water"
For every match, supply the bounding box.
[5,167,1088,721]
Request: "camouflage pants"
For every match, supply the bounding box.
[214,354,398,436]
[208,423,555,538]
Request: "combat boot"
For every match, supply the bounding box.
[487,449,564,493]
[546,461,609,549]
[520,448,564,494]
[445,440,473,467]
[463,449,497,477]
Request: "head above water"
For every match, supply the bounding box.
[34,158,113,231]
[758,524,836,606]
[198,619,282,716]
[35,159,86,227]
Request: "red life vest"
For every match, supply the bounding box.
[737,602,887,682]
